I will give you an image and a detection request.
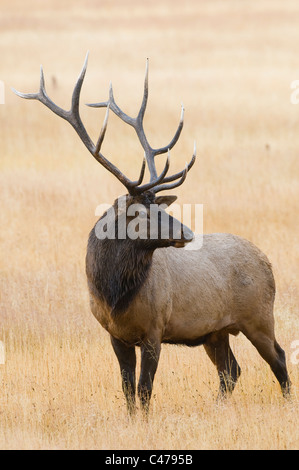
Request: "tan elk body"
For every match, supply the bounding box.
[14,54,291,414]
[88,233,275,347]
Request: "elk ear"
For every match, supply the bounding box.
[155,195,177,207]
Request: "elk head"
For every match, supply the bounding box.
[13,54,196,247]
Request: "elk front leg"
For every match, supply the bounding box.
[138,338,161,414]
[110,336,137,414]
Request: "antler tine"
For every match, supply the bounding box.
[12,64,68,120]
[134,150,171,193]
[12,64,44,101]
[71,52,88,115]
[68,52,96,152]
[152,142,197,193]
[12,52,94,154]
[160,141,196,184]
[153,104,185,157]
[129,156,146,189]
[95,104,110,155]
[153,163,188,194]
[87,80,135,127]
[137,58,149,123]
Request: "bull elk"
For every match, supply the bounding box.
[13,54,291,414]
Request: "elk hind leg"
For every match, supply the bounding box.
[204,330,241,399]
[242,327,291,397]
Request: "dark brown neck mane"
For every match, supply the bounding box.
[86,226,154,317]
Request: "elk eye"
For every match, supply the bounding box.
[139,210,147,219]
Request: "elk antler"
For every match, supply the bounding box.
[12,53,146,193]
[12,54,196,194]
[87,58,196,193]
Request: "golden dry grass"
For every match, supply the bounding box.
[0,0,298,450]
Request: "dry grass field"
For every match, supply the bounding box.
[0,0,298,450]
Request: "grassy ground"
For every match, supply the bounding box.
[0,0,298,449]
